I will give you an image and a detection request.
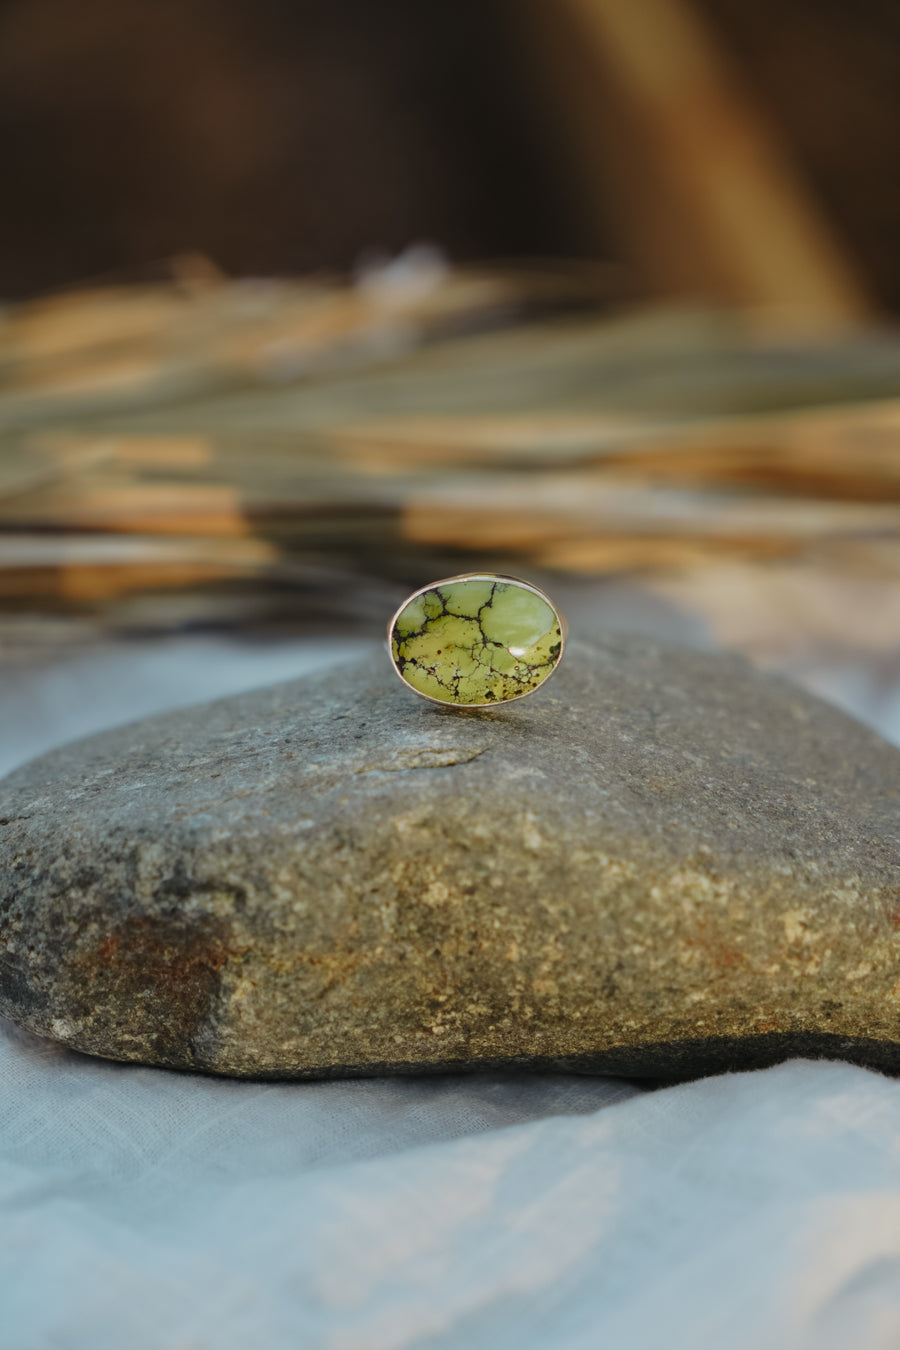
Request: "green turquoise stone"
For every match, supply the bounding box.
[390,575,563,705]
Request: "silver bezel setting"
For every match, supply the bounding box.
[387,572,567,708]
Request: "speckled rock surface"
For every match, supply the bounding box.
[2,635,900,1081]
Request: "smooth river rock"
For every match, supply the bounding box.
[2,636,900,1081]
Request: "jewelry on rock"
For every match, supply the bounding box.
[388,573,566,708]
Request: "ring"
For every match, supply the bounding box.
[388,573,566,707]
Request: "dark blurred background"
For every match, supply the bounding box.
[0,0,579,295]
[1,0,898,311]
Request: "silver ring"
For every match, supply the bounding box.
[387,573,566,708]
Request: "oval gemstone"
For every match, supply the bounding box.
[390,575,563,706]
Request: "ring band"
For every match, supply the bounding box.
[388,573,566,708]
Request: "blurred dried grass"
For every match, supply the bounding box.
[1,253,900,680]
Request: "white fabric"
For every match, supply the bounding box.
[5,1029,900,1350]
[3,637,900,1349]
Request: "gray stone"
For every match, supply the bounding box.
[1,636,900,1082]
